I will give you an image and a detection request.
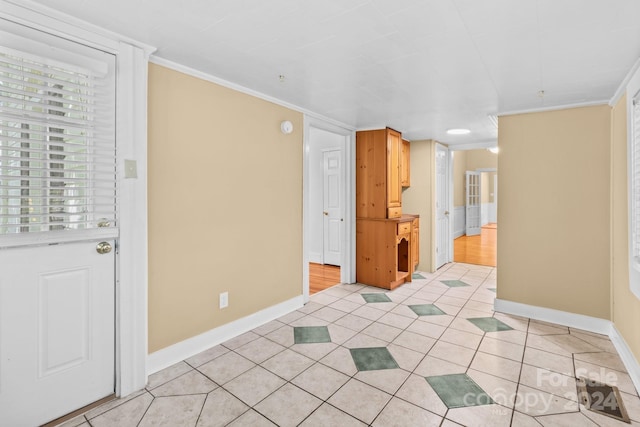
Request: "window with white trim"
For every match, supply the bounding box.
[0,29,116,235]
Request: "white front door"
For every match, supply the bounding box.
[435,144,450,268]
[0,18,118,426]
[466,171,482,236]
[0,241,115,426]
[323,149,343,266]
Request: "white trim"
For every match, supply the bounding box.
[147,296,304,374]
[498,100,610,118]
[453,206,466,239]
[303,116,356,304]
[611,56,640,107]
[448,140,498,151]
[494,298,640,393]
[150,56,355,133]
[0,1,153,399]
[494,299,611,334]
[627,65,640,300]
[610,325,640,394]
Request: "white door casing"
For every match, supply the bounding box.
[466,171,482,236]
[436,144,450,268]
[0,242,115,426]
[323,149,343,266]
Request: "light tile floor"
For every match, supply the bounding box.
[57,263,640,426]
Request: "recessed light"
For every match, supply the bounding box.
[446,128,471,135]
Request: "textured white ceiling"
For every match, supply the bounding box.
[23,0,640,145]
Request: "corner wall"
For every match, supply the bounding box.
[497,105,611,319]
[147,63,303,353]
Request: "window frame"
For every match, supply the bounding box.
[627,62,640,299]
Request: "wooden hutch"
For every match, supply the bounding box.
[356,128,419,289]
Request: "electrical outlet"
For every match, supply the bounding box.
[219,292,228,309]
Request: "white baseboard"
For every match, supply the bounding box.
[453,206,465,239]
[495,298,640,394]
[147,295,304,375]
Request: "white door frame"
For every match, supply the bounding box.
[321,148,344,266]
[1,1,154,398]
[435,143,452,268]
[303,115,355,303]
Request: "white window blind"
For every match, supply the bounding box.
[0,40,116,235]
[633,92,640,262]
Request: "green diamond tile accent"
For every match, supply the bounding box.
[412,273,426,279]
[294,326,331,344]
[350,347,399,371]
[487,287,497,293]
[467,317,513,332]
[409,304,446,316]
[362,293,392,303]
[426,374,494,409]
[440,280,470,287]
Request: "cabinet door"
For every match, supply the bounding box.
[387,129,402,209]
[401,139,410,187]
[412,218,419,268]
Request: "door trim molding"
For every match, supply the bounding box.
[303,116,355,303]
[0,0,154,398]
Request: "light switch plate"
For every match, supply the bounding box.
[124,159,138,179]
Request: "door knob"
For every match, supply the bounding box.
[444,211,450,215]
[323,211,329,216]
[96,241,112,254]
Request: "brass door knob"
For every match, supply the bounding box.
[96,241,112,254]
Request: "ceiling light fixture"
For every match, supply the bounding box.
[488,147,499,154]
[446,128,471,135]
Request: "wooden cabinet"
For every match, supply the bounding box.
[401,139,410,187]
[356,128,402,219]
[411,216,419,269]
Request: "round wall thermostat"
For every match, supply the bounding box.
[280,120,293,134]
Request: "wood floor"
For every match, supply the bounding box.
[453,223,497,267]
[309,263,341,294]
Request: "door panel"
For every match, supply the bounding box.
[0,241,115,426]
[436,145,450,268]
[466,171,481,236]
[323,150,343,266]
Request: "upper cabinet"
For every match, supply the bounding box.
[356,127,403,219]
[401,139,410,187]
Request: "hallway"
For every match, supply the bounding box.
[454,224,497,267]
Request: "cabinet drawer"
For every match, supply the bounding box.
[388,207,402,218]
[397,222,411,235]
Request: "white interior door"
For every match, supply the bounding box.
[323,149,343,266]
[0,242,115,426]
[0,18,117,426]
[436,144,450,268]
[466,171,482,236]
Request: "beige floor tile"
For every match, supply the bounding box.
[251,320,286,336]
[146,361,193,389]
[471,352,522,382]
[84,389,148,420]
[580,404,640,426]
[574,351,627,372]
[493,312,529,332]
[393,330,437,353]
[308,292,339,306]
[198,351,255,385]
[446,404,513,427]
[511,410,544,426]
[418,312,455,327]
[327,379,392,424]
[222,331,261,350]
[371,397,442,426]
[387,343,425,372]
[292,362,350,400]
[138,395,205,427]
[572,331,619,354]
[437,295,468,307]
[296,301,324,315]
[355,368,411,395]
[414,355,467,377]
[185,345,230,368]
[290,315,330,327]
[458,307,495,319]
[440,328,483,350]
[434,302,462,316]
[89,392,153,427]
[464,300,495,313]
[223,366,286,406]
[542,334,602,354]
[377,312,415,329]
[226,409,276,426]
[277,310,306,325]
[428,340,476,368]
[343,333,389,349]
[479,336,525,362]
[523,347,574,376]
[362,322,403,342]
[351,305,386,321]
[319,346,359,376]
[621,391,640,423]
[326,323,358,344]
[528,320,570,336]
[329,299,362,314]
[309,306,347,323]
[333,313,374,332]
[54,414,88,427]
[254,383,322,427]
[525,334,573,357]
[323,286,355,298]
[261,348,314,380]
[574,359,637,395]
[264,324,295,347]
[485,329,527,346]
[536,411,599,426]
[448,317,486,336]
[298,403,366,426]
[440,419,465,427]
[403,318,446,339]
[519,364,578,401]
[467,369,519,408]
[291,342,338,360]
[395,374,448,416]
[150,370,217,397]
[196,388,249,427]
[515,384,579,416]
[235,336,286,364]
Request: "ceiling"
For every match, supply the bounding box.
[24,0,640,146]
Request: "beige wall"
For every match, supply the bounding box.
[147,64,303,353]
[497,105,611,319]
[402,139,436,272]
[453,150,467,207]
[467,149,498,170]
[611,94,640,360]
